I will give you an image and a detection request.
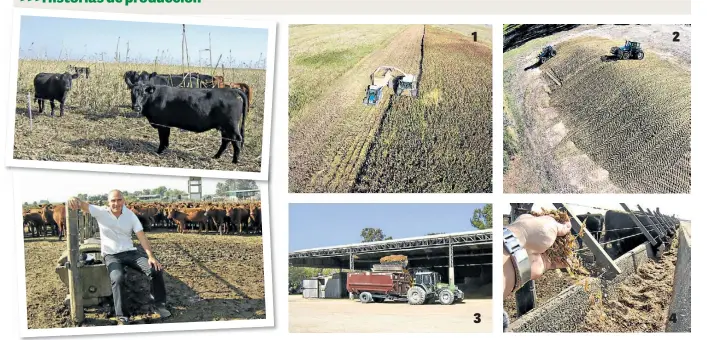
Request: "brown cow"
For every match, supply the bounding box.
[52,204,66,241]
[23,212,45,237]
[250,205,262,235]
[40,205,60,238]
[205,205,228,235]
[212,75,252,109]
[226,206,251,234]
[167,208,207,233]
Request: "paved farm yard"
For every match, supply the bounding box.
[24,231,265,328]
[13,61,265,172]
[289,295,492,332]
[289,24,492,193]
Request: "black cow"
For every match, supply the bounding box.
[67,65,90,78]
[127,83,248,163]
[33,72,79,116]
[124,71,200,107]
[603,210,663,259]
[182,72,216,88]
[124,71,199,88]
[574,213,604,249]
[124,71,151,89]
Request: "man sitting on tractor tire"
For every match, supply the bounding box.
[68,190,171,325]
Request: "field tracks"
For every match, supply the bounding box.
[352,26,427,191]
[289,26,424,192]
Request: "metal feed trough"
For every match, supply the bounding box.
[54,206,106,324]
[509,203,680,319]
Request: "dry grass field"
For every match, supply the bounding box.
[13,60,266,172]
[289,24,492,193]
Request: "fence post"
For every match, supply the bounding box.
[27,93,33,130]
[65,203,84,324]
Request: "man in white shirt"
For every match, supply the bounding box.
[68,190,171,325]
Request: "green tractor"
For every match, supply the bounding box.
[610,40,645,60]
[407,268,464,305]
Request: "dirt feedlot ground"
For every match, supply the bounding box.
[14,61,265,172]
[24,231,265,328]
[503,24,691,193]
[289,295,492,332]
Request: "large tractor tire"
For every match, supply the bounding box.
[359,292,373,304]
[550,49,557,57]
[636,51,645,60]
[439,288,455,305]
[539,57,547,64]
[407,286,427,305]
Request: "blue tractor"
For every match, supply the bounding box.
[537,45,557,64]
[610,40,645,60]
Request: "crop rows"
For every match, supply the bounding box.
[288,25,423,193]
[546,38,691,193]
[353,27,492,193]
[13,60,265,172]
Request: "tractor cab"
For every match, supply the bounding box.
[623,41,640,51]
[363,85,383,106]
[395,74,418,96]
[413,269,441,290]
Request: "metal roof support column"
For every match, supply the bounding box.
[448,243,455,288]
[349,252,354,300]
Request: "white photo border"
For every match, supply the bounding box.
[4,7,276,182]
[12,172,274,337]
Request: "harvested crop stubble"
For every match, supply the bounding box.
[289,25,423,193]
[14,60,265,172]
[546,37,690,193]
[353,27,492,193]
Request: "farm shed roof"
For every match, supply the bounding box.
[289,230,492,269]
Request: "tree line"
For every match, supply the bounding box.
[22,179,258,208]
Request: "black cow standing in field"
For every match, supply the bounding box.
[125,81,248,164]
[123,71,201,107]
[123,71,200,88]
[67,65,90,78]
[33,72,79,117]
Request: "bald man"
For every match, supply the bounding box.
[68,190,170,325]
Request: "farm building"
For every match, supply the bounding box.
[224,189,261,201]
[289,230,493,298]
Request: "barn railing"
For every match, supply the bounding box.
[510,203,681,318]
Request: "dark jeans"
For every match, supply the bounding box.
[104,250,166,317]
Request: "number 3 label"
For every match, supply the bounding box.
[474,313,481,323]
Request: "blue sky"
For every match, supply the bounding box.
[19,16,268,67]
[289,203,487,251]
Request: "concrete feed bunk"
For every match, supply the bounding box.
[508,223,690,332]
